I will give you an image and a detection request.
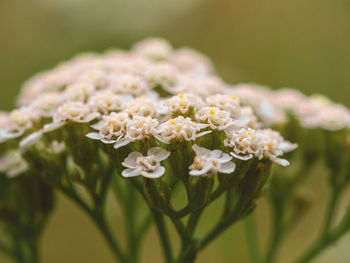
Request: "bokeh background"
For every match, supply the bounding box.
[1,0,350,262]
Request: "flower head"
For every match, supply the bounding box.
[88,90,125,115]
[109,74,149,95]
[53,102,99,124]
[164,93,203,115]
[86,112,130,144]
[189,144,236,176]
[155,116,210,143]
[132,38,173,61]
[195,107,234,130]
[0,150,29,178]
[122,147,170,178]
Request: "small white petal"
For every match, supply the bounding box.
[86,132,102,140]
[196,130,212,138]
[218,161,236,174]
[230,152,253,161]
[153,134,170,144]
[101,138,117,144]
[192,144,210,156]
[147,147,170,162]
[122,167,142,178]
[141,166,165,179]
[19,130,43,148]
[113,137,131,149]
[211,151,232,163]
[43,122,65,132]
[189,163,212,176]
[122,152,143,168]
[273,158,290,167]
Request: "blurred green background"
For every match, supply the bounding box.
[1,0,350,262]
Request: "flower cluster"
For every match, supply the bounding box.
[2,38,350,263]
[0,39,300,183]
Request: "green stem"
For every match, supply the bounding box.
[294,187,342,263]
[321,188,339,239]
[92,211,128,263]
[150,209,174,263]
[59,184,127,263]
[244,214,260,263]
[125,183,139,263]
[129,179,173,263]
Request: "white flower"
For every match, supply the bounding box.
[224,128,258,161]
[257,129,297,166]
[238,106,260,128]
[77,69,108,88]
[121,147,170,178]
[316,104,350,131]
[195,107,234,130]
[189,144,236,176]
[155,116,210,143]
[114,116,159,149]
[206,94,241,118]
[109,74,149,95]
[31,92,64,118]
[125,97,159,117]
[1,108,37,141]
[132,38,173,61]
[273,89,307,112]
[86,112,130,144]
[145,63,180,94]
[53,102,99,124]
[170,48,212,74]
[64,81,96,102]
[224,127,297,166]
[88,90,125,115]
[179,76,226,97]
[164,93,203,115]
[0,150,29,178]
[233,84,286,125]
[0,112,9,130]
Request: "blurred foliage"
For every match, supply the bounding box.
[0,0,349,262]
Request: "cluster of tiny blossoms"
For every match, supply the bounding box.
[0,38,299,180]
[226,84,350,131]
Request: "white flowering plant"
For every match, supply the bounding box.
[0,39,349,263]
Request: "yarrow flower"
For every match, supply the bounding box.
[0,150,28,178]
[114,116,159,149]
[155,116,210,143]
[164,93,203,115]
[189,144,236,176]
[86,112,130,144]
[125,97,159,117]
[88,90,125,115]
[6,38,343,263]
[121,147,170,178]
[224,127,297,166]
[1,107,37,140]
[195,107,234,130]
[109,74,148,95]
[206,94,241,118]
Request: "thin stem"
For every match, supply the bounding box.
[187,209,203,237]
[92,211,128,263]
[294,187,342,263]
[59,184,127,263]
[321,188,339,239]
[244,214,260,263]
[150,209,174,263]
[129,179,173,263]
[137,215,153,238]
[262,206,284,263]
